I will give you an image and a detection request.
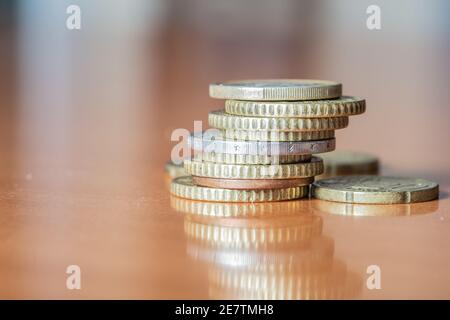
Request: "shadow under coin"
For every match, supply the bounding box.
[171,197,363,300]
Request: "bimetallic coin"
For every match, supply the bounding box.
[171,176,308,202]
[312,176,439,204]
[317,151,379,179]
[209,79,342,101]
[188,134,336,156]
[164,161,186,178]
[192,176,314,190]
[225,96,365,118]
[222,129,335,141]
[184,157,323,179]
[195,152,311,165]
[209,110,349,131]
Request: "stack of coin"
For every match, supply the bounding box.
[171,79,365,202]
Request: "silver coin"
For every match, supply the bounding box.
[188,134,335,155]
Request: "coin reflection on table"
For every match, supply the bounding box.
[312,198,439,217]
[170,196,362,299]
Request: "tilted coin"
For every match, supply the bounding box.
[184,157,323,179]
[209,110,349,131]
[311,176,439,204]
[209,79,342,101]
[188,134,336,155]
[222,129,335,141]
[192,176,314,190]
[225,96,365,118]
[317,151,379,179]
[195,152,311,165]
[164,161,186,178]
[171,176,308,202]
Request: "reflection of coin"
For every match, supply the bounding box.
[170,196,313,217]
[312,176,439,204]
[171,176,308,202]
[193,176,313,190]
[184,215,323,249]
[222,129,335,141]
[317,151,379,179]
[195,152,311,165]
[184,157,323,179]
[164,161,186,178]
[209,110,348,131]
[188,134,335,155]
[312,198,439,216]
[210,79,341,101]
[225,96,365,118]
[209,260,361,300]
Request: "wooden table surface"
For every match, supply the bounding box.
[1,1,450,299]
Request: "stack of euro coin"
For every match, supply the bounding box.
[171,79,365,202]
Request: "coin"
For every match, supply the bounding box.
[171,176,308,202]
[184,157,323,179]
[225,96,365,118]
[164,161,186,178]
[209,79,342,101]
[195,152,311,165]
[311,176,439,204]
[188,134,335,155]
[209,110,349,131]
[192,176,314,190]
[222,129,335,141]
[317,151,379,179]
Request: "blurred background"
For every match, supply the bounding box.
[0,0,449,299]
[0,0,449,188]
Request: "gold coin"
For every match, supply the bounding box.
[222,129,335,141]
[171,176,308,202]
[225,96,365,118]
[311,176,439,204]
[192,176,314,190]
[184,157,323,179]
[209,110,348,131]
[164,161,186,178]
[317,151,379,179]
[195,152,311,165]
[209,79,342,101]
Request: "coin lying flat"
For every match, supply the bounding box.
[318,151,379,178]
[164,161,186,178]
[209,110,349,131]
[222,129,335,142]
[225,96,365,118]
[171,176,308,202]
[184,157,323,179]
[209,79,342,101]
[193,176,314,190]
[195,152,311,165]
[311,176,439,204]
[188,134,335,155]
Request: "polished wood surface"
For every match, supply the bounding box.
[1,0,449,299]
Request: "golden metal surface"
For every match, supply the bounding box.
[171,176,309,202]
[224,96,365,118]
[184,157,323,179]
[312,176,439,204]
[209,110,349,131]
